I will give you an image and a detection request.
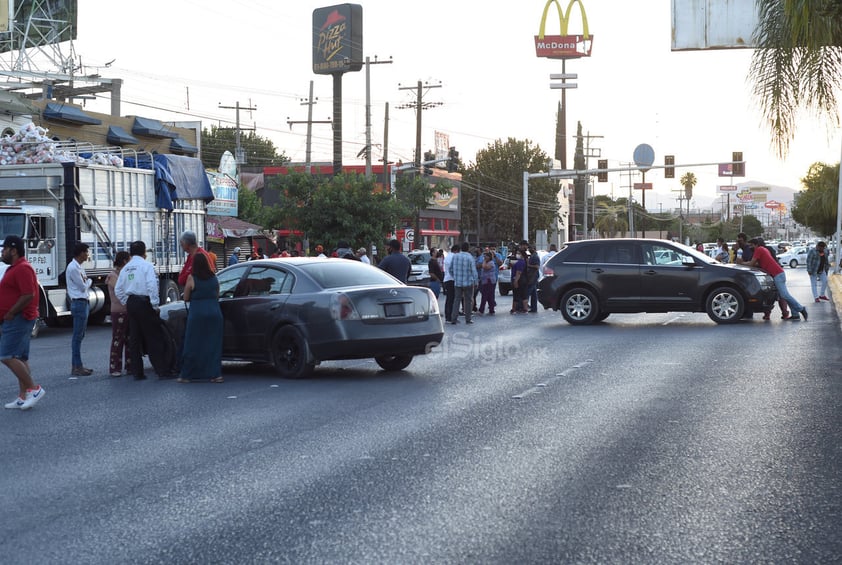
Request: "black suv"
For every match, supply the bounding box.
[537,239,778,324]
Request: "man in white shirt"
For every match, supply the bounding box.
[442,244,458,321]
[357,247,371,264]
[66,242,93,376]
[115,240,172,380]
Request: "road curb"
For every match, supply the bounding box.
[829,273,842,320]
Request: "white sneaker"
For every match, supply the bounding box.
[4,397,25,409]
[20,386,45,410]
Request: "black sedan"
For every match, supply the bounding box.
[160,258,445,378]
[537,238,778,324]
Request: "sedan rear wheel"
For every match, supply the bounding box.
[789,259,798,269]
[375,354,413,372]
[272,326,315,379]
[706,287,744,324]
[560,288,599,325]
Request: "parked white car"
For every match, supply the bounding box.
[777,246,809,268]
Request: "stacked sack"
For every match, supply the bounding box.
[0,122,123,167]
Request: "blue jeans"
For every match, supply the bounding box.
[810,271,828,299]
[773,272,804,315]
[429,281,441,298]
[71,298,89,367]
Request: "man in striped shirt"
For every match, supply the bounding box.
[448,242,478,325]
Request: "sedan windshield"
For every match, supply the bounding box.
[299,260,402,288]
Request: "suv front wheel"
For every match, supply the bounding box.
[705,287,745,324]
[560,288,600,325]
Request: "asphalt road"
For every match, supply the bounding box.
[2,274,841,564]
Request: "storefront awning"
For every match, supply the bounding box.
[43,103,102,125]
[170,136,198,155]
[106,125,138,146]
[132,116,178,138]
[207,216,264,239]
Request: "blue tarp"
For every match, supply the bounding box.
[170,136,198,155]
[43,103,102,125]
[106,125,138,146]
[153,154,214,210]
[132,116,178,138]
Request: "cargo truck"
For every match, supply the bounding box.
[0,148,213,330]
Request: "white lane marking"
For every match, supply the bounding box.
[515,359,594,399]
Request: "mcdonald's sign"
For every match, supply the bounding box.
[534,0,593,59]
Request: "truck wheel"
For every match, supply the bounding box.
[88,309,108,326]
[161,279,181,304]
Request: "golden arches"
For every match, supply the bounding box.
[538,0,590,40]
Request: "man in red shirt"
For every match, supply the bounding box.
[177,230,215,287]
[747,237,807,321]
[1,235,46,410]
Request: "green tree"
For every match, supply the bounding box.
[393,172,451,248]
[237,185,270,228]
[201,126,288,170]
[791,162,839,235]
[268,172,408,252]
[461,138,559,245]
[594,200,629,238]
[572,121,588,239]
[750,1,842,156]
[680,172,697,200]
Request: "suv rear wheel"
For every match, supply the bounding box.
[560,288,599,325]
[706,287,744,324]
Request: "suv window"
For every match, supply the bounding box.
[562,244,599,263]
[593,242,639,264]
[643,243,688,266]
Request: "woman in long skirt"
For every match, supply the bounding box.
[177,252,224,383]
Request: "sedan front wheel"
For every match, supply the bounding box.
[375,354,413,372]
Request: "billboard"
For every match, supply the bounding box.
[312,4,363,74]
[0,0,77,53]
[534,0,593,59]
[671,0,758,51]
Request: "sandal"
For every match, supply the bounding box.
[210,377,224,383]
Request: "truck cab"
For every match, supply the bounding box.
[0,204,59,287]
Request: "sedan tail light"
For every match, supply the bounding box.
[330,293,360,320]
[427,288,440,315]
[543,266,554,277]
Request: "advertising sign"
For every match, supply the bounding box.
[206,172,238,217]
[312,4,363,74]
[765,200,781,209]
[535,0,593,59]
[718,185,738,193]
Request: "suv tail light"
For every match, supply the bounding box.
[543,266,554,277]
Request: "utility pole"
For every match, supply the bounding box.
[218,101,257,165]
[353,56,392,177]
[581,132,603,239]
[397,80,442,167]
[287,81,331,173]
[397,80,442,250]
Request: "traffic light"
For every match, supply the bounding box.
[664,155,675,178]
[447,147,459,172]
[732,151,744,177]
[423,150,434,175]
[597,159,608,182]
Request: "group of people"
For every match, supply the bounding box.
[727,233,809,321]
[425,240,556,325]
[2,230,226,412]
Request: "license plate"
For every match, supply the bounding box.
[384,303,405,317]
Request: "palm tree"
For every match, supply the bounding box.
[749,1,842,156]
[594,201,629,238]
[680,172,697,200]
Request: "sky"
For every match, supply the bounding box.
[60,0,842,212]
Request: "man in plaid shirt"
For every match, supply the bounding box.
[449,242,478,325]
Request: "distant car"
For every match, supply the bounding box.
[777,246,809,268]
[406,250,431,286]
[537,238,778,325]
[497,256,516,295]
[159,258,444,378]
